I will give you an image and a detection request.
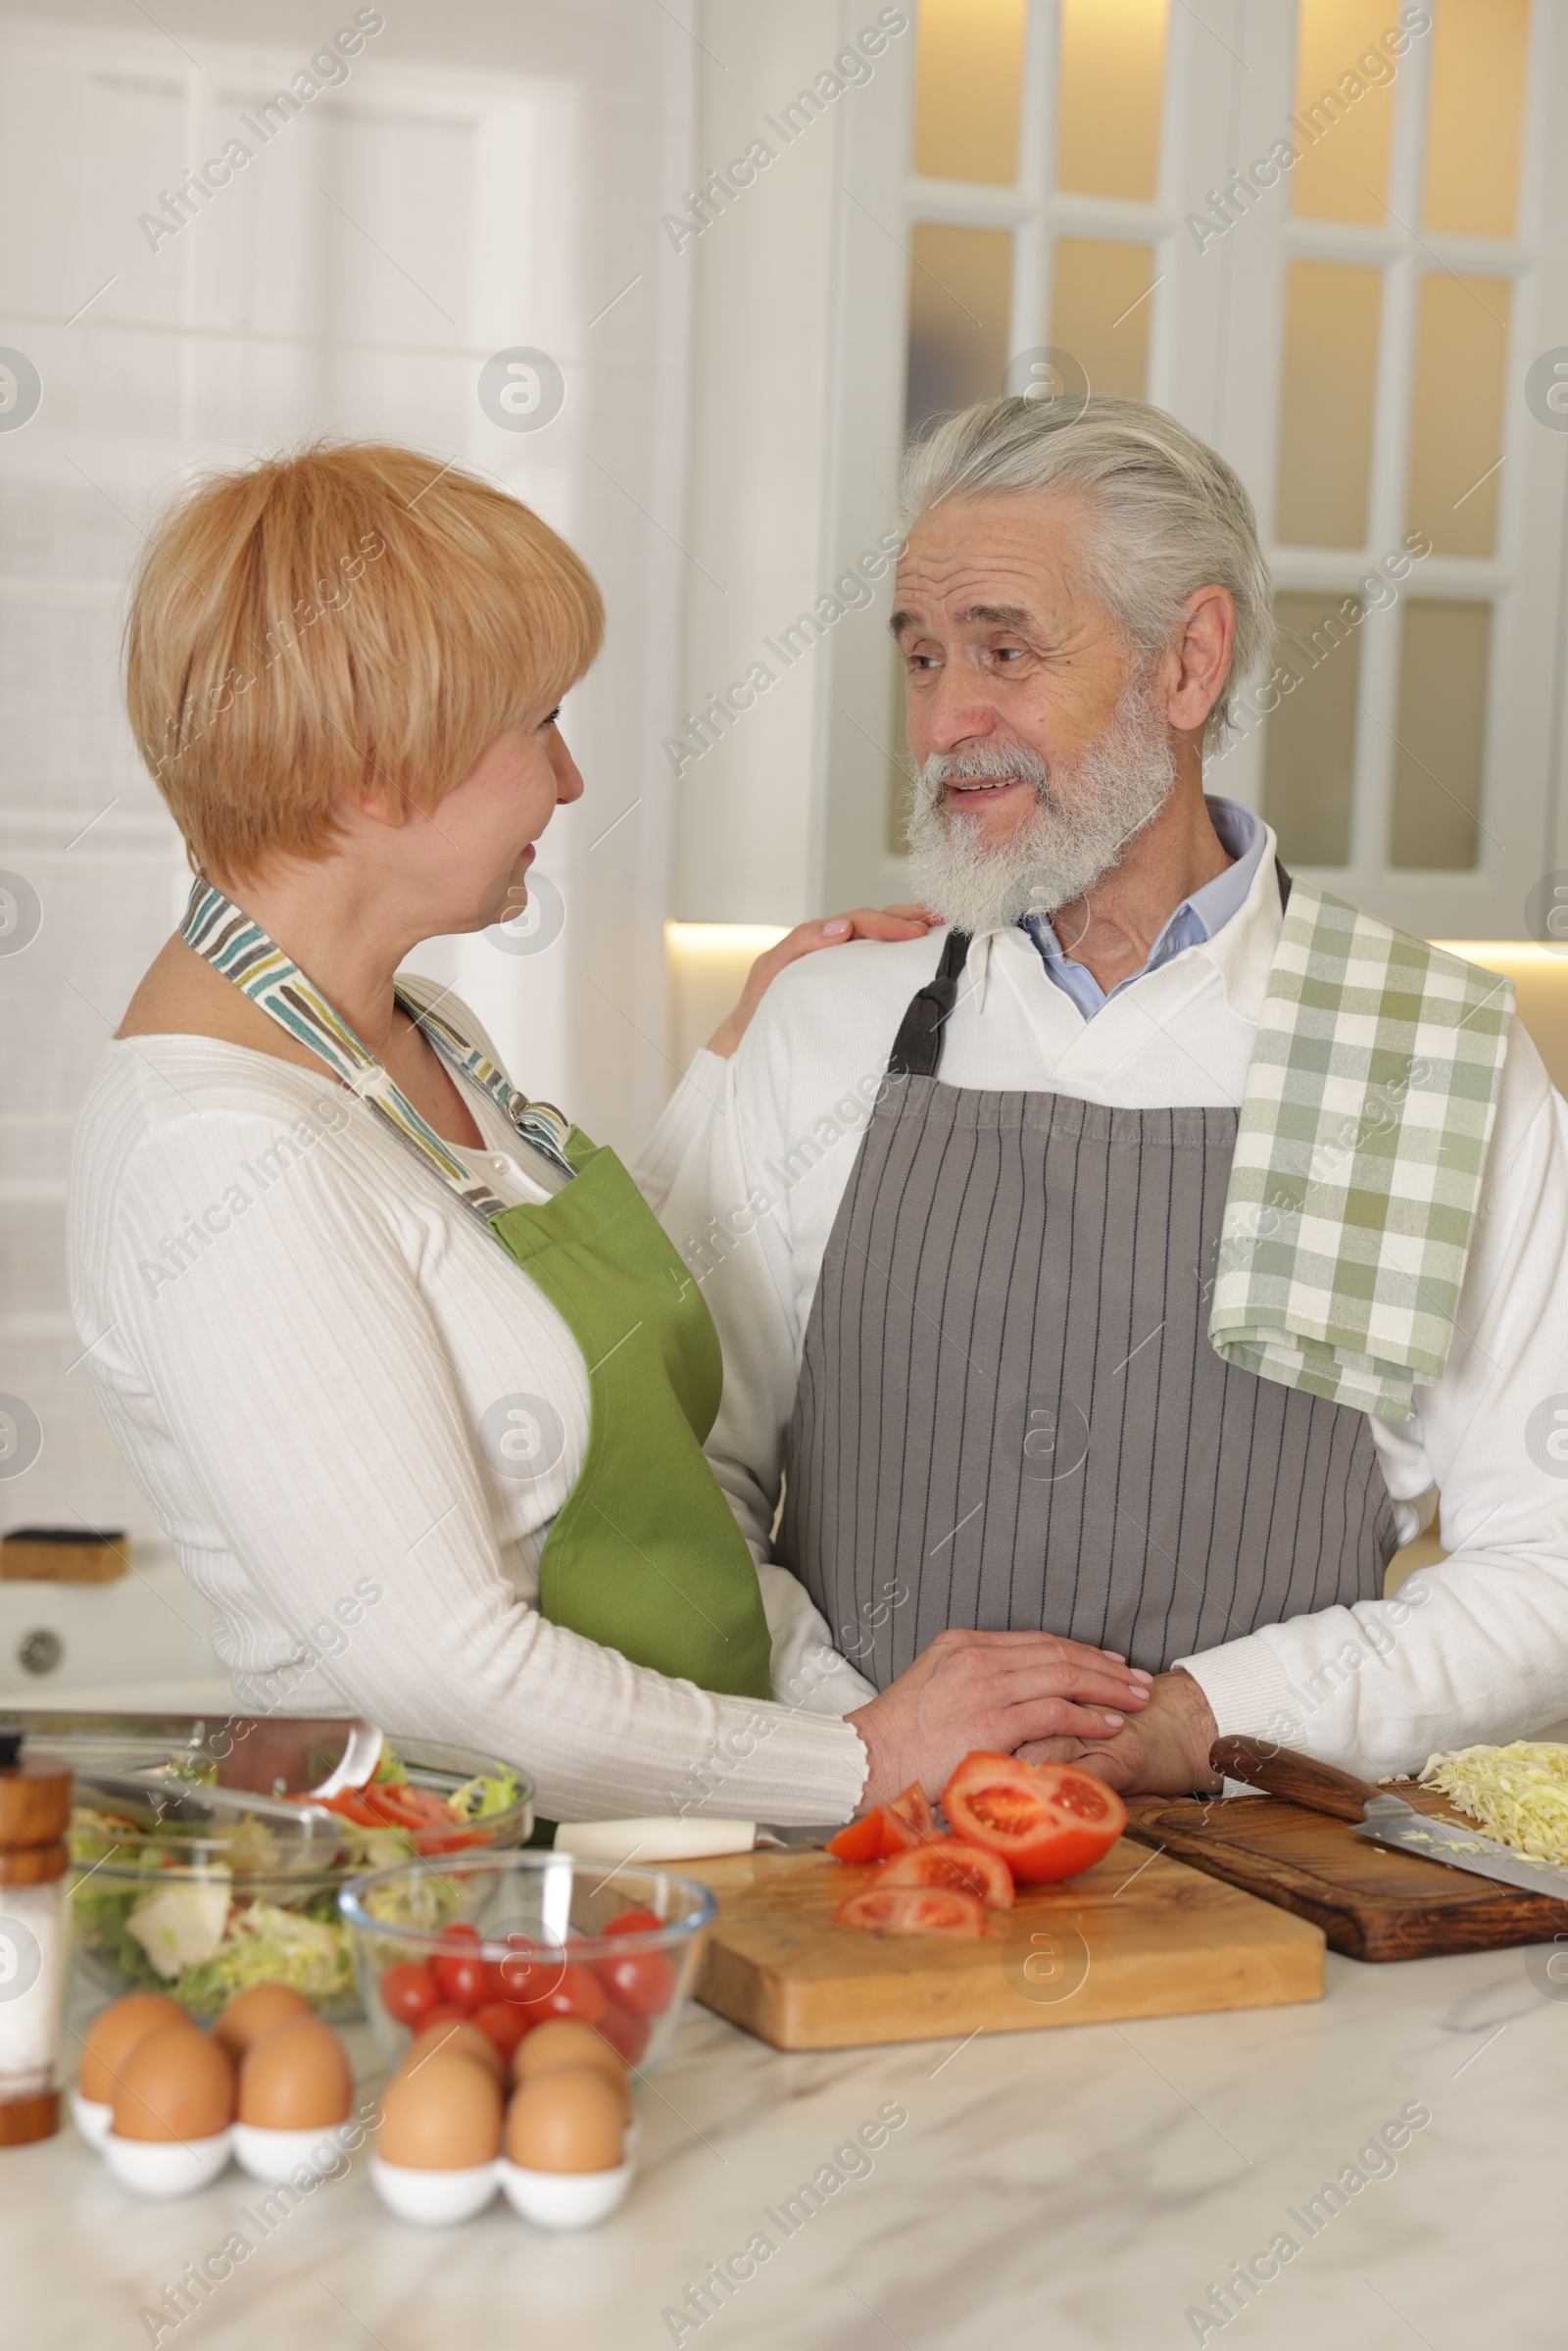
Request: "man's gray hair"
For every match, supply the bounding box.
[900,393,1272,746]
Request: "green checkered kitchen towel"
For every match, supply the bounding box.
[1207,881,1514,1422]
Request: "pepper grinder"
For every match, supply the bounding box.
[0,1731,73,2146]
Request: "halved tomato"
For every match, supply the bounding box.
[825,1782,936,1863]
[834,1885,989,1937]
[868,1836,1014,1909]
[941,1752,1126,1885]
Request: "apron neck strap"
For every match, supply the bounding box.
[887,927,972,1080]
[178,879,574,1214]
[889,862,1294,1082]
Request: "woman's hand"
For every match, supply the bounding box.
[1013,1669,1222,1798]
[706,905,938,1058]
[844,1627,1153,1810]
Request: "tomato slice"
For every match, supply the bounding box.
[868,1837,1014,1910]
[825,1813,889,1864]
[880,1782,936,1851]
[834,1885,989,1937]
[825,1783,937,1864]
[940,1752,1126,1885]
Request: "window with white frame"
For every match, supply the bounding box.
[812,0,1568,944]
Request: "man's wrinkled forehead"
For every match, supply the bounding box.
[890,493,1091,639]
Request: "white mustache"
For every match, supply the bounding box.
[919,743,1051,802]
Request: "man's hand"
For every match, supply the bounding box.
[846,1627,1152,1810]
[1015,1668,1221,1798]
[706,906,938,1058]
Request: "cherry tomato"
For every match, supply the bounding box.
[593,1943,677,2017]
[941,1752,1126,1885]
[834,1885,989,1936]
[378,1960,440,2029]
[419,2004,471,2033]
[603,1907,664,1937]
[494,1935,566,2006]
[434,1950,492,2013]
[826,1782,937,1864]
[593,1998,650,2066]
[869,1837,1014,1909]
[471,2000,530,2059]
[514,1960,606,2030]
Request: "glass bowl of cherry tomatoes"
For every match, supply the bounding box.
[338,1850,718,2077]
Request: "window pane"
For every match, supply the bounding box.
[1289,0,1400,223]
[1051,239,1153,399]
[1406,274,1510,558]
[1275,262,1381,548]
[1424,0,1529,236]
[1262,592,1364,867]
[906,223,1013,437]
[913,0,1028,186]
[1055,0,1167,200]
[1390,601,1492,870]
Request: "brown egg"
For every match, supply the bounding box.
[215,1982,312,2062]
[401,2019,506,2085]
[511,2018,628,2108]
[237,2016,353,2130]
[378,2053,502,2170]
[79,1991,191,2105]
[506,2067,624,2174]
[112,2024,233,2142]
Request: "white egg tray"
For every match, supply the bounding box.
[73,2087,637,2226]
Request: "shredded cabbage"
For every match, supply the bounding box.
[1420,1741,1568,1868]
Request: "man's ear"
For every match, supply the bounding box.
[1165,585,1236,735]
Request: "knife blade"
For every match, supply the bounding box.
[1210,1735,1568,1905]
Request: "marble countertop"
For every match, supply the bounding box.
[5,1936,1564,2351]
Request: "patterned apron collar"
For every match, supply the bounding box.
[179,878,575,1223]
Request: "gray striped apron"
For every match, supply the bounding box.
[778,910,1398,1686]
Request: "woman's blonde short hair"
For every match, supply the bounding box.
[123,441,605,880]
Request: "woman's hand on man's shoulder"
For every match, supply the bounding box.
[706,906,940,1058]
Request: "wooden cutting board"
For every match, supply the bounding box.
[1123,1785,1568,1962]
[682,1838,1323,2050]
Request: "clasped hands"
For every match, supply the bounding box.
[846,1625,1222,1811]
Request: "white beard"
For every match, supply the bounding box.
[904,686,1179,935]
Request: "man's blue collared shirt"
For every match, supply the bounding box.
[1020,797,1266,1019]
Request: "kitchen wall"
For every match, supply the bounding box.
[0,0,697,1548]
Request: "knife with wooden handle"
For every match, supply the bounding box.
[1211,1735,1568,1903]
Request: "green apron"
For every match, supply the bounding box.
[178,880,773,1704]
[490,1131,773,1696]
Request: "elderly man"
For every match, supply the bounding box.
[648,392,1568,1801]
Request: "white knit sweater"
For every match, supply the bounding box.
[66,987,869,1825]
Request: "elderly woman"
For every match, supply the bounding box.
[67,443,1149,1826]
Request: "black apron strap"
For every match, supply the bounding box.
[886,927,972,1080]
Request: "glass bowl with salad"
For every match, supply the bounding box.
[64,1731,532,2023]
[339,1850,716,2076]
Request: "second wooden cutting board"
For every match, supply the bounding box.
[1123,1784,1568,1961]
[683,1838,1323,2049]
